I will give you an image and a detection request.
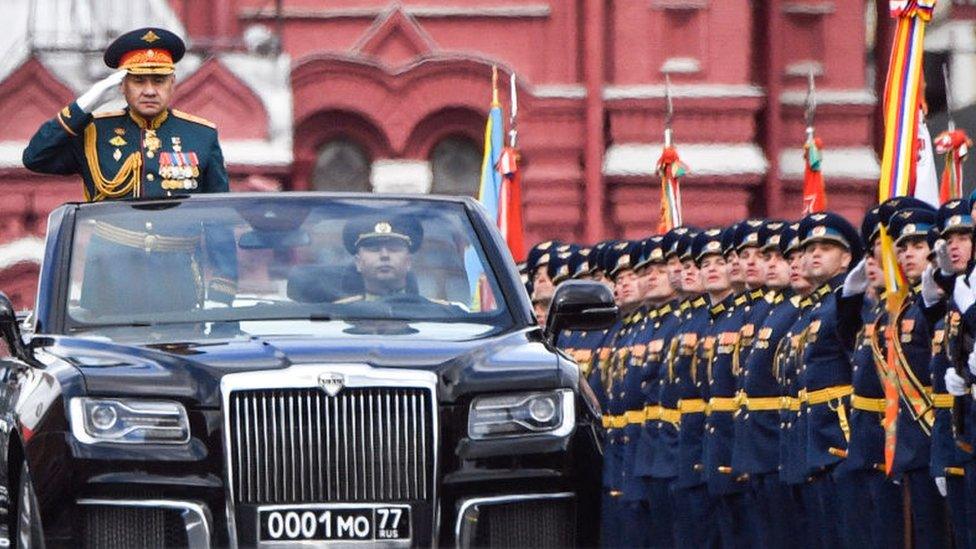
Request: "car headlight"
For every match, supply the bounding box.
[467,389,575,439]
[69,398,190,444]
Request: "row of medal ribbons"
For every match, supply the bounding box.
[159,152,200,190]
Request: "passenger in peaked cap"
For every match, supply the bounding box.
[882,206,954,548]
[833,203,906,549]
[795,211,865,548]
[23,27,231,200]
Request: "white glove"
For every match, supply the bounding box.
[968,348,976,377]
[935,476,947,497]
[921,264,943,307]
[842,258,868,297]
[935,240,953,275]
[75,70,126,113]
[945,368,969,397]
[953,273,976,314]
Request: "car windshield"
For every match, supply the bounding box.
[65,196,511,334]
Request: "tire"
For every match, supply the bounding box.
[12,460,43,549]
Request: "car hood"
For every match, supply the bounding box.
[34,327,570,407]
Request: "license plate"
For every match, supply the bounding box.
[258,504,410,543]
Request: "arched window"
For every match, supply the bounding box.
[312,139,371,192]
[430,137,481,197]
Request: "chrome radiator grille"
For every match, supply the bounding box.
[228,387,434,504]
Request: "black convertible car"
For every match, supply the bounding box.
[0,193,613,548]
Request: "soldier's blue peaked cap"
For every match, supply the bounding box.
[798,211,863,264]
[888,208,936,247]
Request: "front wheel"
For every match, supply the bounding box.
[13,459,43,549]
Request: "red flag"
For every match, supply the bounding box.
[496,146,526,262]
[935,129,971,203]
[802,137,827,214]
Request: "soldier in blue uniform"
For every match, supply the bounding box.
[695,227,759,547]
[632,236,682,548]
[24,27,227,199]
[881,207,951,548]
[929,199,974,549]
[668,230,715,548]
[610,241,657,547]
[774,222,821,546]
[833,205,904,549]
[22,27,237,313]
[732,221,805,548]
[795,212,862,549]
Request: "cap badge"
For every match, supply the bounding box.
[614,242,629,250]
[650,249,663,260]
[706,229,721,236]
[949,215,963,226]
[705,241,721,252]
[949,200,961,208]
[903,223,916,234]
[374,222,392,234]
[811,214,827,221]
[745,233,758,243]
[747,220,763,227]
[812,226,827,237]
[141,30,161,43]
[770,235,781,244]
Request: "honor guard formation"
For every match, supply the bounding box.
[532,199,976,548]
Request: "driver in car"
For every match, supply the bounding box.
[337,216,425,303]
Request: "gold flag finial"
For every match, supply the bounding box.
[491,65,499,106]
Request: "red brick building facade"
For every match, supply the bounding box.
[0,1,971,308]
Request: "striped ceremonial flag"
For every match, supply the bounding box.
[876,0,936,475]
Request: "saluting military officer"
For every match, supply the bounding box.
[795,212,862,548]
[24,27,227,199]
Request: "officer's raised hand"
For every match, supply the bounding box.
[953,272,976,314]
[934,239,953,275]
[920,264,942,307]
[75,70,126,113]
[841,257,868,297]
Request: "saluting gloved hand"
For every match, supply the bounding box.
[945,368,969,397]
[935,476,947,497]
[968,347,976,377]
[952,272,976,314]
[934,239,954,275]
[842,258,868,297]
[75,70,126,113]
[921,264,943,307]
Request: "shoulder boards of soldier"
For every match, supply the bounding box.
[763,291,776,304]
[692,296,707,308]
[734,294,747,307]
[171,109,217,129]
[93,110,126,119]
[790,295,802,307]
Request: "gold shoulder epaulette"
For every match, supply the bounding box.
[171,109,217,129]
[790,295,802,307]
[93,110,126,119]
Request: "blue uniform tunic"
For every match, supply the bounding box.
[778,296,815,485]
[637,300,684,481]
[23,102,228,200]
[801,274,854,474]
[734,291,802,476]
[701,292,749,495]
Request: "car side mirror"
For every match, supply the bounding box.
[544,280,618,341]
[0,292,30,362]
